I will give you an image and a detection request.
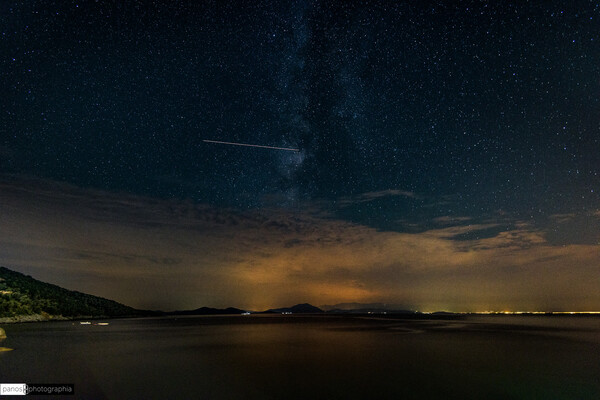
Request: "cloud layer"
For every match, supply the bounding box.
[1,177,599,311]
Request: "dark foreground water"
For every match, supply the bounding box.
[1,315,600,399]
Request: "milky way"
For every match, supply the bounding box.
[1,1,599,310]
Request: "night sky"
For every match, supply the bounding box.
[1,1,599,311]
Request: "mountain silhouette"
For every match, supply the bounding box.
[0,266,147,321]
[267,303,324,314]
[167,307,247,315]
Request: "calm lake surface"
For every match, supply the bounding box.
[1,315,600,399]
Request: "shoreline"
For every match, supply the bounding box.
[2,311,600,325]
[0,313,139,324]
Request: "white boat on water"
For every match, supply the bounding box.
[79,321,91,325]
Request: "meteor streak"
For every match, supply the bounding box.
[203,139,299,152]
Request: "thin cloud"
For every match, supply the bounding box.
[432,216,473,224]
[337,189,417,206]
[549,213,577,223]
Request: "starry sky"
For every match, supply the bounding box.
[1,1,599,311]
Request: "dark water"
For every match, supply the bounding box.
[1,315,600,399]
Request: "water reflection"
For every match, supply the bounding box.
[1,315,599,399]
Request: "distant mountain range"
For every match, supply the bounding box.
[0,267,328,321]
[265,303,324,314]
[0,266,430,322]
[165,307,247,316]
[171,303,327,316]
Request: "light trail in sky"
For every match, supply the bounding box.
[203,139,299,152]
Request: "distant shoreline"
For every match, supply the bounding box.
[0,313,139,324]
[3,311,600,326]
